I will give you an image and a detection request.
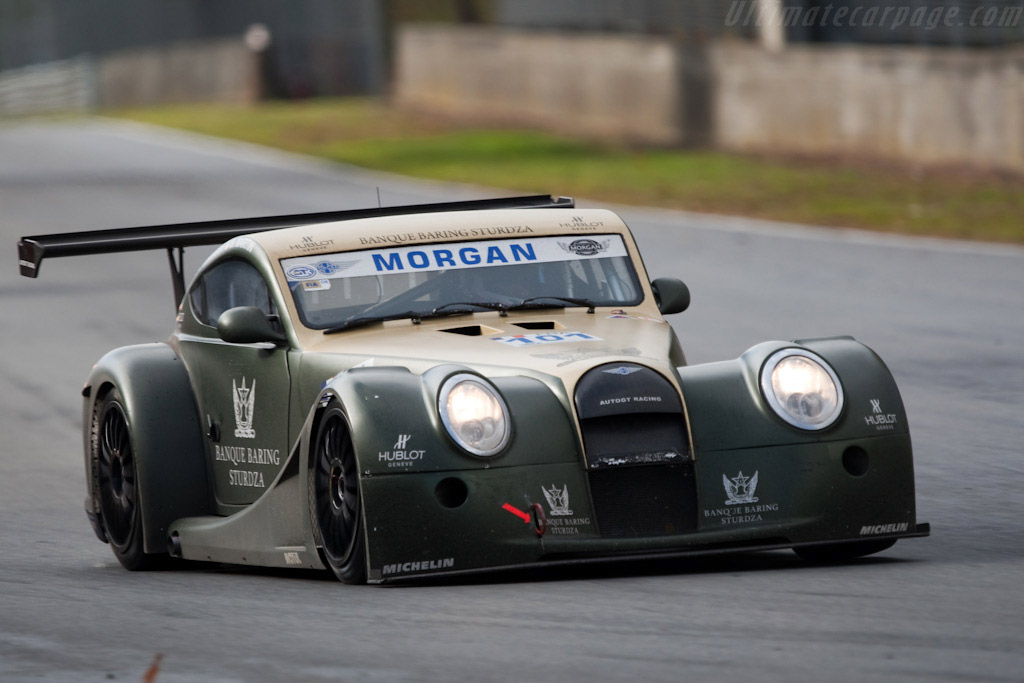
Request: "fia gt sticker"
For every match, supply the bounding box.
[491,331,601,346]
[301,279,331,291]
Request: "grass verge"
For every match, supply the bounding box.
[113,98,1024,244]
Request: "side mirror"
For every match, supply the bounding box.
[650,278,690,315]
[217,306,287,345]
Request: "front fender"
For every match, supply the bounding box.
[676,336,909,452]
[319,365,580,476]
[312,364,581,576]
[83,343,210,554]
[676,336,917,541]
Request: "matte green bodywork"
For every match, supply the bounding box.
[82,344,210,554]
[110,330,922,582]
[75,211,926,582]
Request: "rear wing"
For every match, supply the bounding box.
[18,194,574,306]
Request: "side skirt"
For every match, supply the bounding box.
[368,523,930,584]
[168,445,326,571]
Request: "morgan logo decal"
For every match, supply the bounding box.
[316,260,358,275]
[283,235,628,281]
[723,471,758,505]
[864,398,898,431]
[603,366,642,376]
[558,238,610,256]
[860,522,910,536]
[232,378,256,439]
[542,484,574,516]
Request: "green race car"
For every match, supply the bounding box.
[18,195,928,583]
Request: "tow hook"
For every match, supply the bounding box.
[530,503,547,538]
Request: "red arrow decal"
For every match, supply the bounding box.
[502,503,531,524]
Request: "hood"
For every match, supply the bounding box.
[302,308,682,389]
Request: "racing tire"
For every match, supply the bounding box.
[311,403,367,584]
[793,539,897,562]
[90,388,168,570]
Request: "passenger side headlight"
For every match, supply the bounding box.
[439,374,511,456]
[760,349,844,430]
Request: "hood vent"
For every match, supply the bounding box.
[441,325,483,336]
[513,321,559,330]
[440,323,503,337]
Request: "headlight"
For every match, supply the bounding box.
[760,349,844,430]
[439,374,511,456]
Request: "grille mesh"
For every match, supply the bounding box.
[588,464,698,538]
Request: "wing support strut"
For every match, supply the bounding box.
[167,247,185,308]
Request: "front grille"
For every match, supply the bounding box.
[579,413,688,467]
[589,464,698,538]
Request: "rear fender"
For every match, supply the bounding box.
[83,343,210,553]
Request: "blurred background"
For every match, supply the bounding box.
[1,0,1022,240]
[2,7,1024,681]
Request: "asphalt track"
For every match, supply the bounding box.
[1,119,1022,683]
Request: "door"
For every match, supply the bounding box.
[177,258,291,507]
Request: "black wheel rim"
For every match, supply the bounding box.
[314,416,359,563]
[96,402,136,548]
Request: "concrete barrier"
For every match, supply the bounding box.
[713,42,1024,171]
[98,39,260,108]
[393,24,689,146]
[395,25,1024,172]
[0,39,259,116]
[0,57,96,116]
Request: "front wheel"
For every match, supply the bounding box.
[793,539,896,562]
[311,403,367,584]
[90,388,167,570]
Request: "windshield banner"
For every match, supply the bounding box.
[280,235,629,283]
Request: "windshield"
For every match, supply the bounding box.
[280,234,644,330]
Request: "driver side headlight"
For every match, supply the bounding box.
[438,374,511,457]
[760,349,844,430]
